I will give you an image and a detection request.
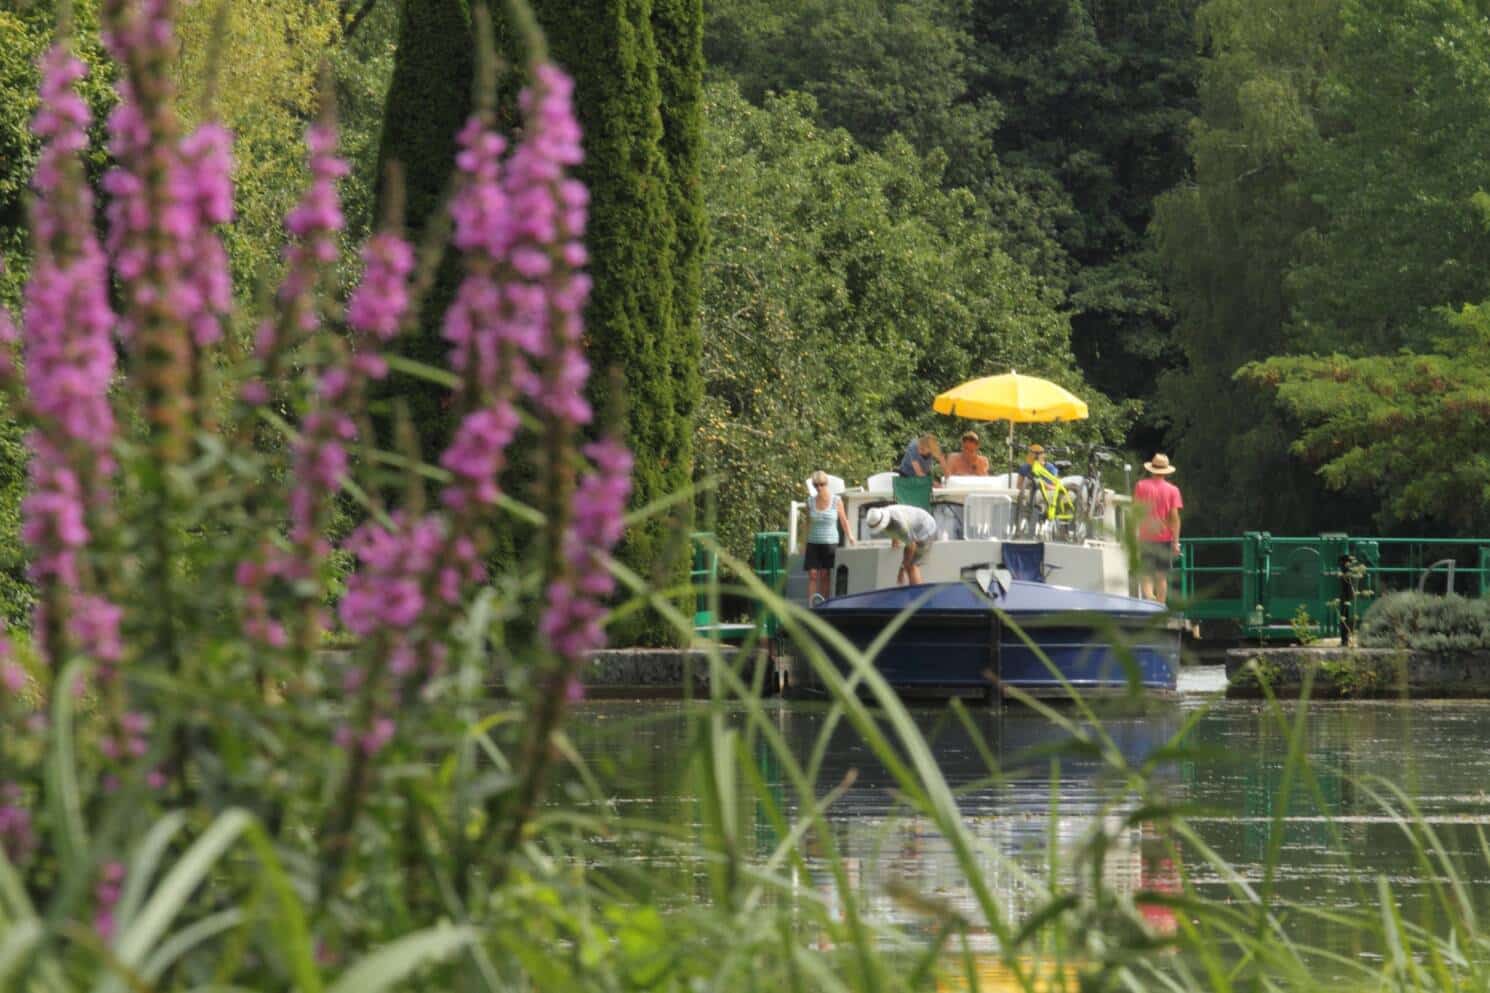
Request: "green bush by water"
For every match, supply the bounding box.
[1359,591,1490,652]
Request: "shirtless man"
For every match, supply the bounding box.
[944,430,990,476]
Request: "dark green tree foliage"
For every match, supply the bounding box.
[373,0,473,449]
[376,0,701,645]
[706,0,983,165]
[1242,308,1490,532]
[705,0,1203,420]
[1285,0,1490,356]
[518,0,693,645]
[703,0,1064,278]
[650,0,705,541]
[0,1,112,310]
[1150,0,1343,535]
[965,0,1203,405]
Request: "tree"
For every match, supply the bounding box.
[1285,0,1490,356]
[1233,0,1490,535]
[520,0,692,644]
[651,0,705,551]
[965,0,1204,406]
[1242,310,1490,532]
[703,0,1066,280]
[1150,0,1344,535]
[174,0,341,290]
[0,1,112,311]
[375,0,701,643]
[373,0,474,446]
[697,84,1097,552]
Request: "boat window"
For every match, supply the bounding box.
[931,501,963,541]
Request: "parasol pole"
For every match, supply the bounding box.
[1006,368,1016,476]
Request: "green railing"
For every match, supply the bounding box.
[752,531,789,638]
[1176,532,1490,640]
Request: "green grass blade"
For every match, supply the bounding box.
[95,809,253,993]
[116,812,188,932]
[140,909,244,984]
[0,920,42,987]
[48,658,90,873]
[324,923,478,993]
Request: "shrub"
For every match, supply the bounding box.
[1358,591,1490,652]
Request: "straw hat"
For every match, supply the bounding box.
[865,507,888,531]
[1144,453,1176,475]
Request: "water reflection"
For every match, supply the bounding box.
[565,696,1490,962]
[768,704,1182,943]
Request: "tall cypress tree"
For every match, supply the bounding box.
[651,0,705,532]
[374,0,474,452]
[524,0,691,645]
[377,0,701,645]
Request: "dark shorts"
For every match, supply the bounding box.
[1140,541,1174,578]
[805,542,837,571]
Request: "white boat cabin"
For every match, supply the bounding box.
[787,472,1132,601]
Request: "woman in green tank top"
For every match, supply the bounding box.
[806,470,854,603]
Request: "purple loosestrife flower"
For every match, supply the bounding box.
[0,784,34,863]
[103,0,230,461]
[336,514,479,754]
[247,119,348,404]
[173,123,235,347]
[23,47,122,667]
[538,439,633,660]
[239,117,353,650]
[94,860,125,942]
[346,233,415,347]
[504,64,592,427]
[438,117,524,511]
[499,64,633,662]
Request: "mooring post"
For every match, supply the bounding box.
[1338,553,1356,647]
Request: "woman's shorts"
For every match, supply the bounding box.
[1140,541,1173,578]
[805,542,836,571]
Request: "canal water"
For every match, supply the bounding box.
[566,668,1490,973]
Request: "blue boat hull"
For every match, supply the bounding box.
[810,580,1179,699]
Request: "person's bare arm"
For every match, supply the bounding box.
[1168,509,1181,553]
[838,501,854,544]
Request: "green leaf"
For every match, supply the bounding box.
[140,909,245,984]
[382,353,460,390]
[0,919,41,987]
[325,923,478,993]
[116,812,188,932]
[94,809,254,993]
[48,658,90,874]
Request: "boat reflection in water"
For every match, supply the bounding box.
[773,703,1183,952]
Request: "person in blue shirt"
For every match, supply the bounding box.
[1015,443,1046,488]
[898,434,945,479]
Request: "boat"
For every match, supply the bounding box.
[784,471,1134,600]
[805,566,1180,699]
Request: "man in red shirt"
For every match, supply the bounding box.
[1133,453,1183,604]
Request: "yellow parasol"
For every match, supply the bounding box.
[932,370,1089,467]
